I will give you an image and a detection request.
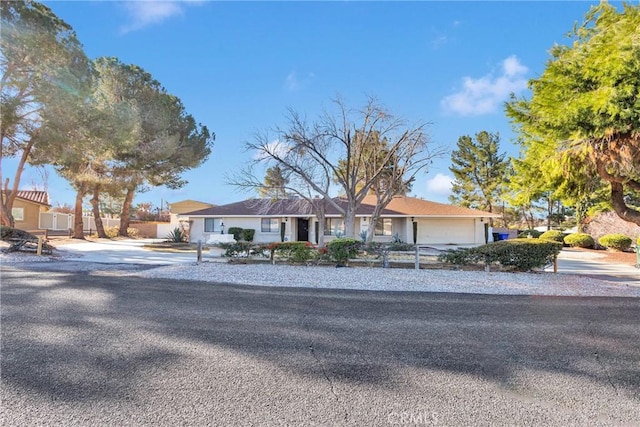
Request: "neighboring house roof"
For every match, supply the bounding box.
[183,195,499,218]
[1,190,50,207]
[169,199,214,214]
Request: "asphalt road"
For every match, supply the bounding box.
[1,265,639,426]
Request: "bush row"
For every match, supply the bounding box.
[438,239,563,272]
[516,230,637,251]
[218,238,415,265]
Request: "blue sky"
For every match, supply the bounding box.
[10,1,612,209]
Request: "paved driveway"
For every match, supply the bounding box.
[2,267,638,426]
[56,239,201,265]
[546,248,639,283]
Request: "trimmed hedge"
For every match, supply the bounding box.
[227,227,243,241]
[327,238,361,265]
[598,233,632,251]
[241,228,255,242]
[563,233,595,248]
[438,239,563,272]
[538,230,565,243]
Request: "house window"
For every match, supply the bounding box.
[12,208,24,221]
[261,218,279,233]
[324,218,345,236]
[375,218,392,236]
[204,218,221,233]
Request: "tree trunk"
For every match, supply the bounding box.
[343,198,358,238]
[0,139,35,228]
[73,182,87,239]
[119,187,135,236]
[0,178,12,227]
[90,185,107,238]
[610,182,640,226]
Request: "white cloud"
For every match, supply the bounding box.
[253,139,291,161]
[425,173,453,197]
[440,55,529,116]
[284,70,315,92]
[120,1,202,34]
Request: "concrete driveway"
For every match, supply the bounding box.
[546,248,639,283]
[56,239,202,265]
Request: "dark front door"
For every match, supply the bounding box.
[297,218,309,241]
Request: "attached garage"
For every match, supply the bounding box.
[417,218,477,244]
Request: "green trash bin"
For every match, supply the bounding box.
[636,245,640,269]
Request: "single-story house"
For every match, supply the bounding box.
[181,195,500,246]
[1,190,51,231]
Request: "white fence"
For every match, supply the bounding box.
[38,212,120,233]
[82,216,120,232]
[39,212,74,230]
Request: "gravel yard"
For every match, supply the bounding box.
[2,247,638,298]
[133,261,640,297]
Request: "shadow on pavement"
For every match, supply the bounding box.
[2,267,639,423]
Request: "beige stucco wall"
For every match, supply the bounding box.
[12,199,47,231]
[189,217,290,244]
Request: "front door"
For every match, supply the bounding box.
[297,218,309,241]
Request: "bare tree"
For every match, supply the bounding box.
[234,96,437,239]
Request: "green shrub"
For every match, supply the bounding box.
[517,229,542,238]
[598,233,632,251]
[637,236,640,246]
[438,239,563,272]
[269,241,314,262]
[438,247,477,265]
[327,238,361,265]
[166,227,187,243]
[539,230,565,243]
[563,233,595,248]
[227,227,243,241]
[241,228,255,242]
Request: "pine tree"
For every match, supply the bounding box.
[449,131,508,222]
[260,166,289,199]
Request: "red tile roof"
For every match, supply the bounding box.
[184,195,498,218]
[1,190,50,206]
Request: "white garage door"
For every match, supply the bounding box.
[416,219,476,244]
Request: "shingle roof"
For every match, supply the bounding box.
[1,190,50,206]
[184,195,498,218]
[361,195,501,217]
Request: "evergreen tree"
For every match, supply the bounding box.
[259,166,289,199]
[506,2,640,225]
[449,131,508,223]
